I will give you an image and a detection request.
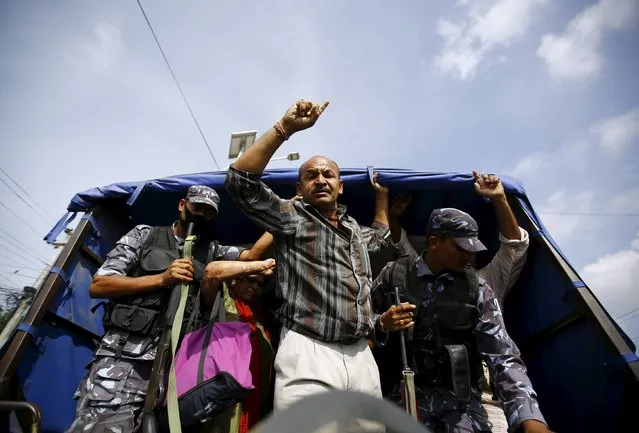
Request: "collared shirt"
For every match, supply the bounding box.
[393,226,529,305]
[95,224,244,277]
[225,167,390,343]
[371,255,547,431]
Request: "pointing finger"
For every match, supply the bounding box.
[319,100,330,114]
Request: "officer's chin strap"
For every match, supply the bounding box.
[166,232,197,433]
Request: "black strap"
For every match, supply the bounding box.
[197,290,226,384]
[463,266,479,303]
[115,331,129,358]
[208,289,226,324]
[444,344,472,402]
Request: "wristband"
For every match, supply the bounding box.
[274,121,290,141]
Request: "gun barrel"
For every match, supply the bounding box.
[394,287,410,371]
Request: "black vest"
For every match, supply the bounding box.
[388,256,482,400]
[104,226,217,337]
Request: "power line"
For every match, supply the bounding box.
[0,174,53,225]
[537,211,639,217]
[0,251,34,265]
[0,243,48,267]
[617,307,639,322]
[0,166,55,221]
[0,273,19,290]
[0,199,45,239]
[0,229,50,263]
[0,270,40,281]
[0,264,43,272]
[0,252,37,268]
[135,0,221,170]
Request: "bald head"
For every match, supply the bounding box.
[298,156,340,180]
[296,155,343,210]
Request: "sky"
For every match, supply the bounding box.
[0,0,638,344]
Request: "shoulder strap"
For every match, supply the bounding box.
[390,256,411,293]
[391,256,421,306]
[208,287,227,323]
[463,266,480,304]
[166,233,196,433]
[138,225,176,252]
[145,226,161,248]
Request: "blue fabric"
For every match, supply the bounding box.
[80,214,101,238]
[17,323,41,347]
[44,211,77,244]
[50,266,70,285]
[64,169,528,213]
[21,167,635,433]
[16,320,96,433]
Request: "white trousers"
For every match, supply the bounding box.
[273,328,383,432]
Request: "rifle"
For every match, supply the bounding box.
[395,287,418,420]
[142,222,194,433]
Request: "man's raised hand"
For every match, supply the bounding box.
[280,99,330,136]
[372,172,389,196]
[473,170,505,200]
[389,194,412,218]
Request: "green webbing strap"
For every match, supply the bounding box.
[167,234,196,433]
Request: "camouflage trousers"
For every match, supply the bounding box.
[389,386,492,433]
[64,356,152,433]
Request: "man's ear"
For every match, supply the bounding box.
[427,235,439,249]
[296,182,303,196]
[338,179,344,196]
[178,198,186,213]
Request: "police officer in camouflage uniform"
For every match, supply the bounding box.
[372,208,552,433]
[65,185,274,433]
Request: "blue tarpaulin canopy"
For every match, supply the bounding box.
[4,168,635,433]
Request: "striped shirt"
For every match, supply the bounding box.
[225,167,390,343]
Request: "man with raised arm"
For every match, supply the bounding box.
[225,100,392,419]
[390,171,529,304]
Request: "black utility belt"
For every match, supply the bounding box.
[108,303,162,335]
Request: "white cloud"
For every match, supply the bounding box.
[591,108,639,155]
[507,106,638,182]
[539,189,595,243]
[434,0,549,80]
[78,23,124,71]
[508,153,547,178]
[609,187,639,211]
[581,231,639,321]
[537,0,639,80]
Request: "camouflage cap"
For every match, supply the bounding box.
[186,185,220,212]
[426,208,487,252]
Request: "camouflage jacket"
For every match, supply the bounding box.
[371,255,547,431]
[93,224,245,359]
